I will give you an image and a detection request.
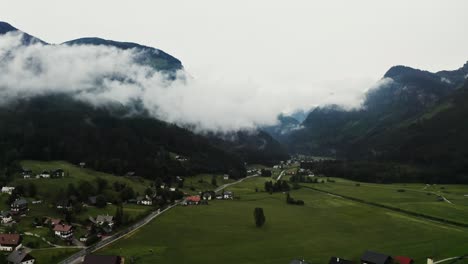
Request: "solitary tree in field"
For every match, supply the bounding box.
[254,207,266,227]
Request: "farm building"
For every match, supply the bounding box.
[1,187,15,195]
[53,224,74,240]
[36,170,50,178]
[361,251,392,264]
[0,211,13,224]
[201,191,215,200]
[223,191,234,199]
[183,196,201,205]
[10,198,28,215]
[52,168,65,178]
[0,234,22,251]
[96,215,114,228]
[394,256,414,264]
[7,249,35,264]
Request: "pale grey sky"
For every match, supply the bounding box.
[1,0,468,128]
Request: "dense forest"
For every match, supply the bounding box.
[0,94,269,181]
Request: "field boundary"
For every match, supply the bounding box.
[301,185,468,228]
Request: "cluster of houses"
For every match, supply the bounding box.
[174,155,189,162]
[181,190,234,206]
[21,168,65,179]
[291,250,416,264]
[0,233,36,264]
[0,197,30,225]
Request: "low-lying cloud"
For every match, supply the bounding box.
[0,32,375,132]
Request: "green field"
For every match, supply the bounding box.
[16,160,151,198]
[181,173,235,194]
[99,177,468,263]
[29,248,80,263]
[305,178,468,226]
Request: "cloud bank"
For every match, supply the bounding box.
[0,32,374,132]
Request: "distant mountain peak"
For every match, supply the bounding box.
[383,65,422,78]
[0,21,46,45]
[0,21,18,34]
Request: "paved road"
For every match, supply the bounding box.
[215,174,259,193]
[276,170,285,181]
[59,204,176,264]
[60,174,259,264]
[434,256,468,263]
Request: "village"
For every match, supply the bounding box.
[0,159,245,264]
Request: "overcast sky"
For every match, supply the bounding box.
[1,0,468,126]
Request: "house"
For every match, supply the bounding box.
[83,255,122,264]
[361,251,393,264]
[49,218,62,227]
[79,233,90,243]
[330,257,355,264]
[0,234,22,251]
[0,211,13,224]
[53,224,74,240]
[10,199,28,215]
[7,249,35,264]
[36,170,50,179]
[183,196,201,205]
[223,191,234,199]
[201,191,215,200]
[136,196,153,206]
[56,199,73,211]
[52,169,65,178]
[21,169,32,178]
[88,196,98,206]
[96,215,114,228]
[1,187,15,195]
[394,256,414,264]
[290,259,310,264]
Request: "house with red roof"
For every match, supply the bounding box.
[53,224,74,240]
[394,256,414,264]
[0,234,22,251]
[183,195,201,205]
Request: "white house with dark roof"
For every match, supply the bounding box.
[0,211,13,224]
[1,187,15,195]
[7,249,35,264]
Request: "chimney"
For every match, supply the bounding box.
[427,257,434,264]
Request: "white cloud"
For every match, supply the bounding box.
[0,32,376,132]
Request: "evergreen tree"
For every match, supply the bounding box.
[253,207,266,228]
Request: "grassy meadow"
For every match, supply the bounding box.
[98,177,468,264]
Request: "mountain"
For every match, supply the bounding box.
[0,22,288,179]
[0,21,181,73]
[262,114,302,142]
[0,21,46,45]
[64,38,183,72]
[287,61,468,158]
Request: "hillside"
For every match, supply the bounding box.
[0,21,289,181]
[285,62,468,182]
[287,62,468,155]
